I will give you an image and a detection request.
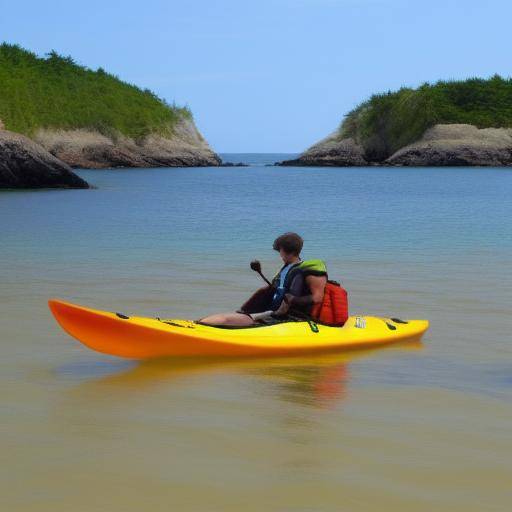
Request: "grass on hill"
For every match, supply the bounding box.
[339,75,512,160]
[0,43,190,139]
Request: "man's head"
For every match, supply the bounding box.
[273,232,303,263]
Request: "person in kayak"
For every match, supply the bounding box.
[199,232,327,327]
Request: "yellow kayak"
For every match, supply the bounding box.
[48,299,429,359]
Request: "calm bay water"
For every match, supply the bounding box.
[1,155,511,511]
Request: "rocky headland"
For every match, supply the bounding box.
[34,117,220,169]
[280,124,512,167]
[279,133,368,167]
[0,129,89,189]
[386,124,512,166]
[0,43,220,188]
[279,76,512,167]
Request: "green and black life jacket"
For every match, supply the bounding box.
[272,259,328,284]
[270,259,328,309]
[272,259,349,326]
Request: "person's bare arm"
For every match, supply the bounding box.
[305,275,327,305]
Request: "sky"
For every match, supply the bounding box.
[1,0,511,152]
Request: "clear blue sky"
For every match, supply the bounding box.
[1,0,510,152]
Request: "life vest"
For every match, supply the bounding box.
[310,280,349,327]
[272,259,328,287]
[270,259,327,309]
[272,260,349,326]
[270,262,297,310]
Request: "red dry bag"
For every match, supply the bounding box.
[311,280,349,326]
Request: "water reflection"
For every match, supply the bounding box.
[257,363,349,409]
[60,341,423,410]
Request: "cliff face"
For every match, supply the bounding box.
[34,117,221,169]
[280,124,512,167]
[386,124,512,166]
[279,132,368,167]
[0,129,89,189]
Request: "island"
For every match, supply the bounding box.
[279,76,512,167]
[0,43,220,189]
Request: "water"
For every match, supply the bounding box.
[219,153,293,165]
[1,156,511,511]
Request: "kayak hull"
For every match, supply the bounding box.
[48,299,429,359]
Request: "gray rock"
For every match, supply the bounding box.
[220,162,249,167]
[387,124,512,166]
[278,133,368,166]
[0,130,89,189]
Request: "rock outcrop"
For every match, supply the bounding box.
[34,117,221,169]
[280,124,512,167]
[220,161,249,167]
[278,132,368,166]
[386,124,512,166]
[0,129,89,189]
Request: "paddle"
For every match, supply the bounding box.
[250,260,272,286]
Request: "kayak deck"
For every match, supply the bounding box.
[48,299,429,359]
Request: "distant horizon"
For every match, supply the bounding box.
[1,0,511,152]
[218,152,298,154]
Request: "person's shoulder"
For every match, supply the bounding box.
[298,259,327,275]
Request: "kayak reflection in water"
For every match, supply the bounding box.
[199,232,328,327]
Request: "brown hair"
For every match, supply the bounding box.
[273,232,303,256]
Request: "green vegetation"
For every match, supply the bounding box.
[340,76,512,160]
[0,43,190,139]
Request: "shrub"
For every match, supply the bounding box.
[0,43,189,139]
[339,75,512,159]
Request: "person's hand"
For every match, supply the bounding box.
[274,294,293,316]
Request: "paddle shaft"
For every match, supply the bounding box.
[256,270,272,286]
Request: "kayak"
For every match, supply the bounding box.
[48,299,429,359]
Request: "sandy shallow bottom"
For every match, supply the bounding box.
[1,162,511,511]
